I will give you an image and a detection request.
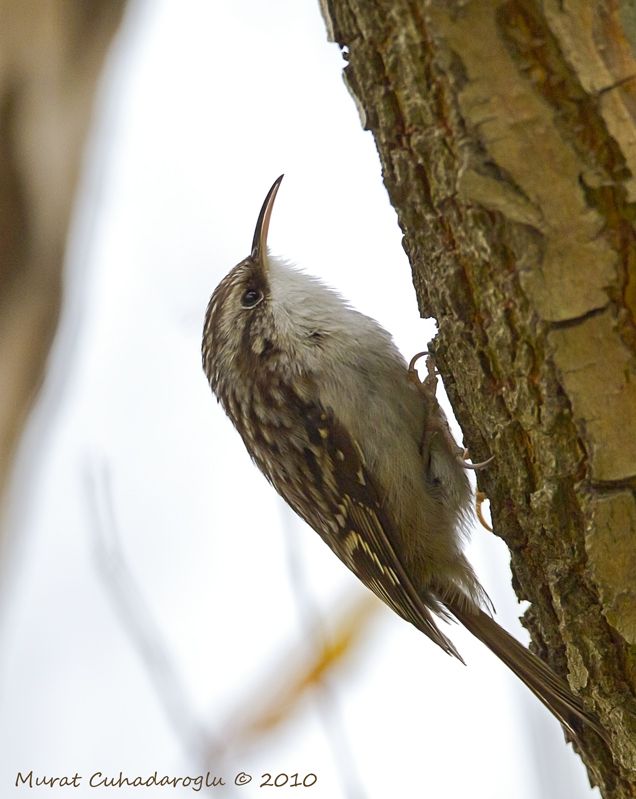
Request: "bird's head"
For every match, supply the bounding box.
[202,175,365,394]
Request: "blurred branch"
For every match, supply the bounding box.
[0,0,126,529]
[85,459,215,762]
[86,457,379,797]
[224,590,379,747]
[281,504,370,799]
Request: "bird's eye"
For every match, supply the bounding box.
[241,288,263,309]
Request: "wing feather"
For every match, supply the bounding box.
[262,393,463,661]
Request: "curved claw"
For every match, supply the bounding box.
[408,350,438,400]
[457,448,495,471]
[408,351,429,373]
[459,455,495,471]
[476,490,493,532]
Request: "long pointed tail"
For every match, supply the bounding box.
[447,599,607,743]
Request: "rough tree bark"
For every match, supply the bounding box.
[320,0,636,795]
[0,0,125,525]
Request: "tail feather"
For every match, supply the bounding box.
[447,599,607,743]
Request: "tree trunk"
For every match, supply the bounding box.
[319,0,636,794]
[0,0,125,522]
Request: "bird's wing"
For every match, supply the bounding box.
[274,398,463,661]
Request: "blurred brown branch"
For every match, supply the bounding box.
[223,591,379,747]
[0,0,125,529]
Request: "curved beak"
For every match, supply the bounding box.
[251,174,284,270]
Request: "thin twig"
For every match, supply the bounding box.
[280,502,369,799]
[84,459,217,763]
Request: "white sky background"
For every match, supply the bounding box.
[0,1,598,798]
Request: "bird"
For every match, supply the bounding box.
[201,175,606,744]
